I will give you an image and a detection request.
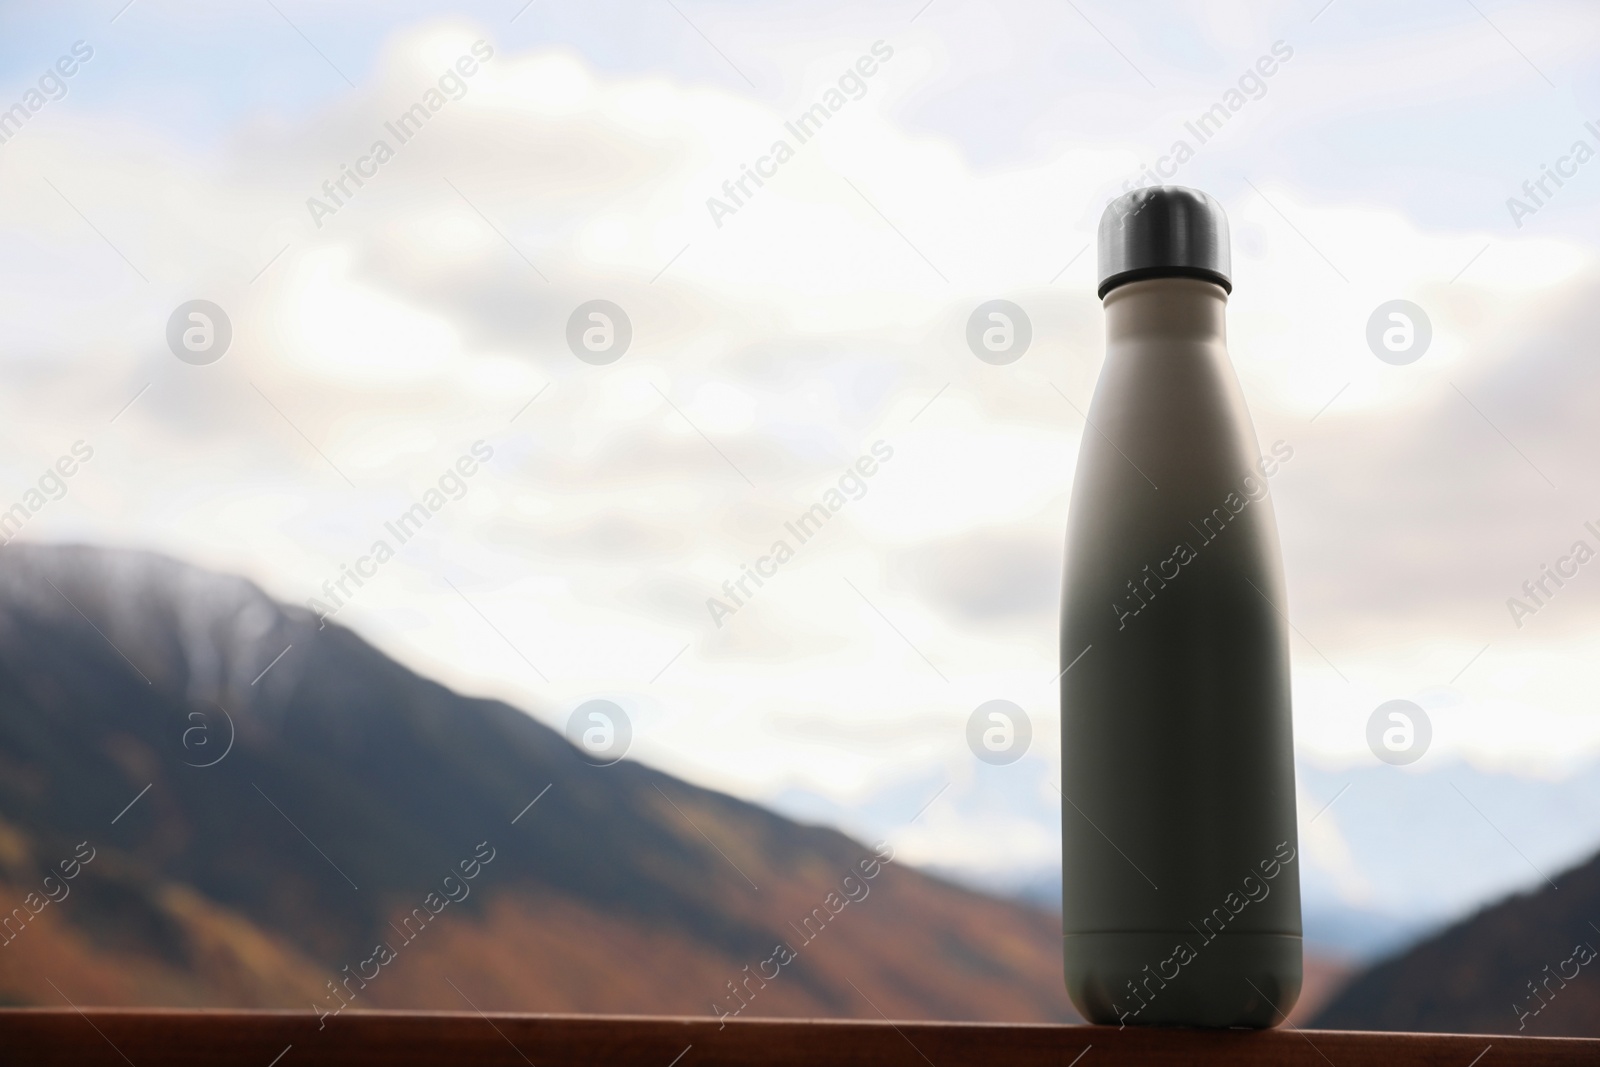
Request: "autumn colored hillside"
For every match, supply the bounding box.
[0,544,1075,1024]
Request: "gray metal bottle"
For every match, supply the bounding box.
[1060,186,1301,1028]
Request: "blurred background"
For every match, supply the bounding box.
[2,0,1600,1037]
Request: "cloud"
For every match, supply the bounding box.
[895,527,1061,625]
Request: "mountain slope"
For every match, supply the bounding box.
[0,543,1076,1022]
[1313,847,1600,1036]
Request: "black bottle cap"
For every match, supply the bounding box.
[1097,186,1232,299]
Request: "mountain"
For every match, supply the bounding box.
[1313,846,1600,1036]
[0,543,1075,1022]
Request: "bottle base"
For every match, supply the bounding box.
[1064,932,1301,1028]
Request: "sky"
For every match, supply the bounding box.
[4,0,1600,948]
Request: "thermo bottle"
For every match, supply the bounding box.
[1060,186,1301,1027]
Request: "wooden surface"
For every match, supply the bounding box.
[0,1010,1594,1066]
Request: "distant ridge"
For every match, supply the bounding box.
[1314,847,1600,1036]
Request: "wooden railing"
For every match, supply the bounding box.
[1,1010,1594,1065]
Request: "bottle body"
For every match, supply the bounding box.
[1060,278,1301,1028]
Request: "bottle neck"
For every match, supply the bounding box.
[1102,277,1228,346]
